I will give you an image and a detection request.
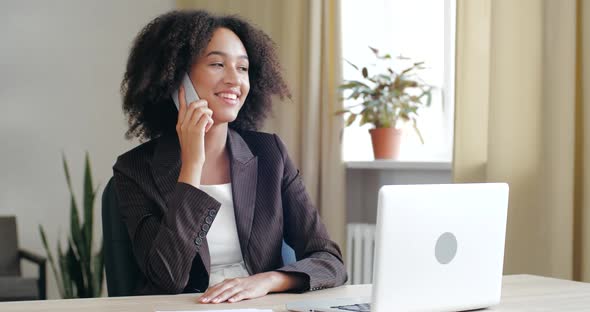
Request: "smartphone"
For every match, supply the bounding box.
[171,73,200,110]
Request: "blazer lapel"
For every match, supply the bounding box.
[227,129,258,269]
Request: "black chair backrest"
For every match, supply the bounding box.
[101,177,140,296]
[0,216,20,276]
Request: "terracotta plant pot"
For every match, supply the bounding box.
[369,127,402,159]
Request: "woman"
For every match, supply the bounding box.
[114,10,346,303]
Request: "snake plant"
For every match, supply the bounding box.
[39,152,104,298]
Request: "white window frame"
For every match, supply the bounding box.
[340,0,456,163]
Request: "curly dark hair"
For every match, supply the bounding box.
[121,10,290,141]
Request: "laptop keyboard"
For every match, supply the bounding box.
[330,303,371,312]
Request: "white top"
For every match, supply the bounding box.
[198,183,249,286]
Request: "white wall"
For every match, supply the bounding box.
[0,0,174,299]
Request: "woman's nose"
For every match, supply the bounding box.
[223,67,240,85]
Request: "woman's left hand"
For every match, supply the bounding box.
[198,271,304,304]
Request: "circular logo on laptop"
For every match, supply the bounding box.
[435,232,457,264]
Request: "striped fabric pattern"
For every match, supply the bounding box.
[113,128,347,295]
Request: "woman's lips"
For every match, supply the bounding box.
[216,92,239,105]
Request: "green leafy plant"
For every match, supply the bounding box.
[39,152,104,298]
[337,47,433,143]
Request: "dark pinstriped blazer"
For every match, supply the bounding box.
[112,128,347,295]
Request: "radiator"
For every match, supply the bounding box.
[346,223,376,285]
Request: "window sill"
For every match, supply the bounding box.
[345,160,452,171]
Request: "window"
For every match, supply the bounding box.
[340,0,456,162]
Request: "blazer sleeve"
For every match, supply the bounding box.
[113,167,221,294]
[272,134,348,291]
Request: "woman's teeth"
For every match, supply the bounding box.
[217,93,237,100]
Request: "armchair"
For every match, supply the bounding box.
[0,216,46,301]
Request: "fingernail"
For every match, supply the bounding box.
[201,297,208,302]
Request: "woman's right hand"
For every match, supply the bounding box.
[176,85,214,187]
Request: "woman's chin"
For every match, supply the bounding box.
[212,115,238,125]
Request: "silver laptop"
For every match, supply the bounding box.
[287,183,509,312]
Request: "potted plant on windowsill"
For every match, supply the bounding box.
[337,47,433,159]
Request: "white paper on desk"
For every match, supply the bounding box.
[156,310,272,312]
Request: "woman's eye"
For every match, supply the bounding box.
[239,66,249,72]
[211,63,223,67]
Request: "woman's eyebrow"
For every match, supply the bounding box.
[206,51,249,60]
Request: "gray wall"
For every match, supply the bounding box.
[0,0,174,299]
[347,166,452,224]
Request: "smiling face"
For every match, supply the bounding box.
[189,27,250,125]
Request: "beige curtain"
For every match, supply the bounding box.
[454,0,590,281]
[176,0,346,247]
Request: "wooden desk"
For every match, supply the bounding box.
[2,275,590,311]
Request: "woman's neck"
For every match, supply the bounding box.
[200,122,231,185]
[204,122,229,160]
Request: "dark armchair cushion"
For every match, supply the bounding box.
[0,277,38,301]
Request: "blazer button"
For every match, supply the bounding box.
[208,209,216,217]
[198,231,206,238]
[205,216,213,224]
[201,223,210,231]
[194,237,202,245]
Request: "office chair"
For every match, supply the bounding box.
[0,216,46,301]
[102,177,296,297]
